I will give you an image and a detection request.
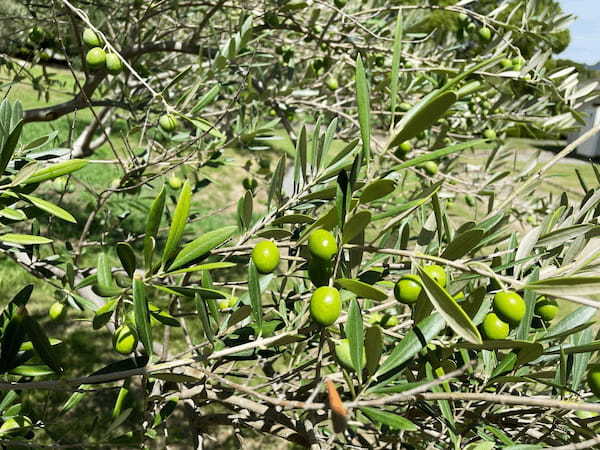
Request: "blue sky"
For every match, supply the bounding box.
[559,0,600,64]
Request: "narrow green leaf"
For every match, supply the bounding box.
[195,293,214,342]
[191,84,221,114]
[298,126,308,183]
[133,276,152,357]
[441,228,484,260]
[146,185,166,238]
[92,298,117,330]
[165,262,236,276]
[389,11,403,128]
[0,234,52,245]
[162,181,192,264]
[355,55,371,164]
[116,242,136,278]
[360,179,396,204]
[9,364,54,377]
[155,285,226,299]
[418,267,482,344]
[22,315,62,374]
[0,121,23,174]
[526,277,600,297]
[335,278,388,301]
[21,194,76,223]
[536,224,598,248]
[361,407,417,431]
[248,260,262,330]
[375,313,445,378]
[0,207,26,220]
[95,253,121,298]
[543,306,597,341]
[168,226,237,271]
[23,159,88,185]
[268,155,286,209]
[388,90,457,149]
[342,211,371,244]
[365,325,383,376]
[346,298,364,381]
[0,310,26,373]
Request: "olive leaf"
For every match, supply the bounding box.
[417,266,482,344]
[162,181,192,264]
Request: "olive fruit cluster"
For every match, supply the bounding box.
[82,28,123,75]
[481,291,525,340]
[394,265,447,305]
[307,228,337,288]
[307,229,341,326]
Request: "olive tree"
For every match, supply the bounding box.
[0,0,599,448]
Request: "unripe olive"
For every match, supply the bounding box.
[167,175,183,190]
[478,26,492,41]
[105,53,123,75]
[420,161,438,176]
[113,325,138,355]
[483,129,497,140]
[325,76,339,91]
[85,47,106,70]
[82,28,102,47]
[335,338,365,371]
[587,364,600,397]
[394,274,422,305]
[310,286,341,326]
[423,264,447,287]
[308,229,338,260]
[159,114,178,132]
[493,291,526,325]
[535,297,558,322]
[482,313,509,340]
[251,240,280,274]
[48,302,66,321]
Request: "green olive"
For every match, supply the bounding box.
[535,297,558,322]
[251,240,280,274]
[310,286,341,326]
[159,114,178,132]
[420,161,438,176]
[113,325,138,355]
[478,26,492,41]
[483,129,497,140]
[308,229,338,260]
[105,53,123,75]
[82,28,102,47]
[335,338,365,371]
[48,302,66,321]
[85,47,106,70]
[587,364,600,397]
[394,274,422,305]
[482,313,509,340]
[493,291,526,325]
[423,264,447,287]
